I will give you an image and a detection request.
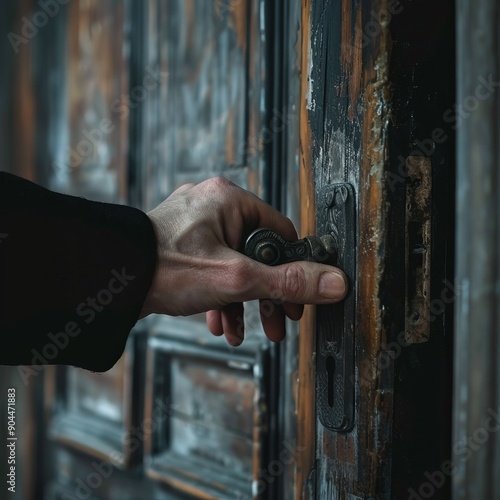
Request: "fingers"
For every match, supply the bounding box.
[207,301,287,345]
[206,309,223,336]
[221,302,245,346]
[244,192,298,242]
[203,177,298,242]
[283,301,303,321]
[207,304,245,346]
[259,299,286,342]
[206,299,303,347]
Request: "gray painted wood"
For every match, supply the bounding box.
[453,0,500,498]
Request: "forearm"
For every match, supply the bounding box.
[0,172,157,372]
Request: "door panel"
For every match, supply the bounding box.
[43,1,275,499]
[51,0,130,203]
[296,0,455,498]
[144,339,269,499]
[136,0,252,212]
[134,2,274,496]
[299,0,395,494]
[0,0,460,498]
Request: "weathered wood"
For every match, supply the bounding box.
[144,337,270,499]
[279,0,307,498]
[0,0,37,181]
[139,0,250,211]
[47,445,158,500]
[296,0,317,497]
[299,0,394,496]
[3,0,461,498]
[453,0,500,498]
[296,0,456,497]
[404,156,432,345]
[48,339,139,469]
[49,0,130,203]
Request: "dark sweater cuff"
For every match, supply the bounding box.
[0,172,157,372]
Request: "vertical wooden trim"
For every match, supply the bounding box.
[296,1,316,498]
[453,0,500,497]
[297,0,395,496]
[12,0,36,181]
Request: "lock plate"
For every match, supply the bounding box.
[316,183,356,432]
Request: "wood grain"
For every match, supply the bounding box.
[300,0,395,496]
[296,1,316,498]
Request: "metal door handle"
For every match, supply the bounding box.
[245,183,356,433]
[245,228,337,266]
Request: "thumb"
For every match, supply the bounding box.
[255,261,348,304]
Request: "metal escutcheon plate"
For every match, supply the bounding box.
[316,183,356,432]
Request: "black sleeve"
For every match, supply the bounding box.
[0,172,157,372]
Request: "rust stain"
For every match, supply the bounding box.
[340,0,352,71]
[296,1,316,499]
[355,0,392,493]
[230,0,248,51]
[336,434,356,464]
[340,0,363,119]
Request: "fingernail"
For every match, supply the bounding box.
[318,272,347,300]
[227,335,242,347]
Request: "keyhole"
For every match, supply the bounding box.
[326,356,335,408]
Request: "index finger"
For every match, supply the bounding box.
[240,190,298,243]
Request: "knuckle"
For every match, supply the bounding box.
[201,177,236,203]
[282,264,306,302]
[228,260,254,294]
[210,176,234,189]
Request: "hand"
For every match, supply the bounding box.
[142,177,348,346]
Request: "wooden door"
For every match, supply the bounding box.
[1,0,460,499]
[39,1,284,499]
[292,0,456,498]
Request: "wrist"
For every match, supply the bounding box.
[140,212,163,318]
